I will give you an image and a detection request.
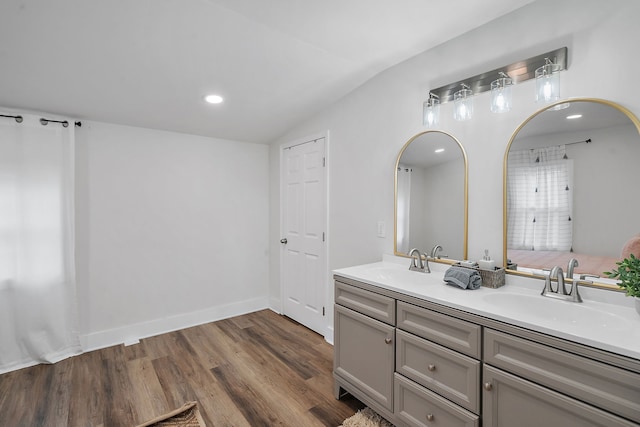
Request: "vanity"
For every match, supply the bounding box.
[333,258,640,427]
[334,97,640,425]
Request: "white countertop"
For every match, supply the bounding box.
[333,255,640,360]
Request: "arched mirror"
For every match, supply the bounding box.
[394,130,468,261]
[503,98,640,289]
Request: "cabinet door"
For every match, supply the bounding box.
[334,304,395,411]
[483,365,638,427]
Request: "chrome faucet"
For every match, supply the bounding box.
[541,265,582,302]
[430,244,446,259]
[408,248,430,273]
[567,258,579,280]
[550,266,567,295]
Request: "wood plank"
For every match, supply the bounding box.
[68,350,105,427]
[101,345,136,426]
[39,357,74,425]
[126,356,168,425]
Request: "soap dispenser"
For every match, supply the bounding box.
[478,249,496,271]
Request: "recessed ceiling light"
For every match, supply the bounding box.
[435,148,445,153]
[566,114,582,120]
[204,94,224,104]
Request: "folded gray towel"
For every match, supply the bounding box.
[444,266,482,290]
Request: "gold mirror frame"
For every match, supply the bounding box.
[394,130,469,262]
[502,97,640,290]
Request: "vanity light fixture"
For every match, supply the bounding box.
[535,58,561,104]
[423,93,440,128]
[490,72,513,113]
[453,84,473,121]
[422,47,567,124]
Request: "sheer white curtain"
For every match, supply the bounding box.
[396,165,412,254]
[0,113,80,374]
[507,145,573,251]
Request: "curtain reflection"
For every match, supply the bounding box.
[397,165,412,254]
[507,145,573,251]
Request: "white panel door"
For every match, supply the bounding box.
[281,137,326,335]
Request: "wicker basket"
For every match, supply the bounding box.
[478,267,506,288]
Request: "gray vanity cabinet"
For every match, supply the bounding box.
[334,276,640,427]
[333,282,396,416]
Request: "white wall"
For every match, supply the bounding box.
[406,160,465,260]
[421,159,465,261]
[268,0,640,334]
[76,121,269,350]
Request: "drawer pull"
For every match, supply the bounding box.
[484,382,493,391]
[427,364,436,372]
[426,413,435,422]
[384,337,392,344]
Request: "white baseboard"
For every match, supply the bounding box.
[268,296,282,314]
[325,325,334,345]
[81,296,269,353]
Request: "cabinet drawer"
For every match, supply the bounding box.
[483,365,638,427]
[396,330,480,413]
[335,281,395,325]
[394,373,479,427]
[397,301,481,358]
[485,328,640,423]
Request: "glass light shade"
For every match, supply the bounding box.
[490,75,513,113]
[204,94,224,104]
[423,97,440,128]
[453,86,473,121]
[535,62,561,104]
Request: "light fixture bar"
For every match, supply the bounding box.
[429,47,567,104]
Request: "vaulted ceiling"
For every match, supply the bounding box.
[0,0,535,143]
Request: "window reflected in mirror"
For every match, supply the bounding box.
[504,99,640,288]
[395,131,468,262]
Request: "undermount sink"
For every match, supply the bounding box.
[353,263,444,287]
[482,292,626,331]
[363,265,405,280]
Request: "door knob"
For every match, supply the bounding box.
[384,338,392,344]
[280,238,288,244]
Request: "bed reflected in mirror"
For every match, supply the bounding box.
[504,99,640,287]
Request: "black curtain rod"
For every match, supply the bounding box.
[0,113,23,123]
[530,138,592,151]
[1,114,82,127]
[40,117,82,127]
[566,138,592,146]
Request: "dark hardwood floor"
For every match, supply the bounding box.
[0,310,363,426]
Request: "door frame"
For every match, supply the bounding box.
[279,130,330,340]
